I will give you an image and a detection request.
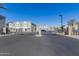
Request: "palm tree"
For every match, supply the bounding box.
[0,3,7,10]
[67,19,76,35]
[68,19,76,25]
[0,3,8,34]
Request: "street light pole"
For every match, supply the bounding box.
[59,14,63,32]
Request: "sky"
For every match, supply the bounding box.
[1,3,79,26]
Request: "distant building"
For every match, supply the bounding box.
[8,21,36,33]
[36,25,49,32]
[48,26,55,31]
[0,15,6,33]
[36,25,56,32]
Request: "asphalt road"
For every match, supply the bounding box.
[0,32,79,56]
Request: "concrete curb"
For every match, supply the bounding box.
[0,33,15,37]
[64,35,79,39]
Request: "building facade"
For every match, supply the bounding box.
[68,21,79,35]
[8,21,36,33]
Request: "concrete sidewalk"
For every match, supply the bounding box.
[64,35,79,39]
[56,33,79,39]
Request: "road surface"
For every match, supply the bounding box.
[0,32,79,56]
